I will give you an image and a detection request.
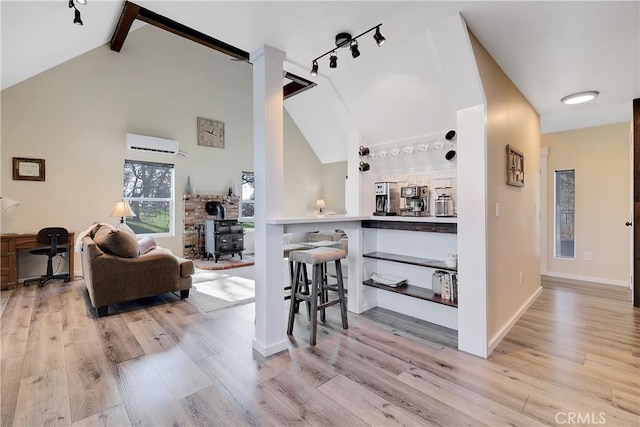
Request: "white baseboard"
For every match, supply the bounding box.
[543,271,630,288]
[487,286,543,355]
[252,338,288,357]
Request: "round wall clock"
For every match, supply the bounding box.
[197,117,225,148]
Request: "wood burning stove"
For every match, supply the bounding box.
[204,219,244,262]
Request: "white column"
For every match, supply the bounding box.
[251,45,288,356]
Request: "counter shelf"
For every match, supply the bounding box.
[363,279,457,308]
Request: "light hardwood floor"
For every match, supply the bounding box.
[1,277,638,426]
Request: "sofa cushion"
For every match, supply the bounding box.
[94,228,139,258]
[137,235,157,254]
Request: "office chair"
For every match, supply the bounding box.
[26,227,70,287]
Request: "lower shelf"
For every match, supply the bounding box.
[363,279,457,308]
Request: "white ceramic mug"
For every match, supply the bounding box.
[445,253,457,268]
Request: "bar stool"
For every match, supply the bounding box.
[284,243,308,313]
[287,247,348,346]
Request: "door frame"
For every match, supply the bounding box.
[633,98,639,306]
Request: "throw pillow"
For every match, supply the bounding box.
[94,227,139,258]
[137,235,157,254]
[89,222,114,238]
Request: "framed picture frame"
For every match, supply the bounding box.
[506,145,524,187]
[13,157,45,181]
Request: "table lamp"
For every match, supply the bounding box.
[316,199,325,216]
[1,197,20,212]
[110,201,136,233]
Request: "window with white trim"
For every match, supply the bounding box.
[554,169,575,258]
[241,171,255,219]
[123,160,175,236]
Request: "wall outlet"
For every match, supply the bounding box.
[584,251,592,261]
[519,271,523,285]
[495,203,500,218]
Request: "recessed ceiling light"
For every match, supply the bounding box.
[561,91,599,105]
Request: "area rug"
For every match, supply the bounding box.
[193,255,254,270]
[188,269,255,312]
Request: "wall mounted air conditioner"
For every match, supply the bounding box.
[126,133,179,155]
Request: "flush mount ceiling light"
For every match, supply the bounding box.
[68,0,84,26]
[561,91,599,105]
[310,24,385,76]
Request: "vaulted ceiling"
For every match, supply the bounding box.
[2,1,638,163]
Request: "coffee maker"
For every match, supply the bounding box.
[374,182,398,216]
[399,186,429,217]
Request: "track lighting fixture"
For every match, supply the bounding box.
[68,0,83,26]
[329,52,338,69]
[310,24,385,76]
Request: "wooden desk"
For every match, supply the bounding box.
[1,232,75,290]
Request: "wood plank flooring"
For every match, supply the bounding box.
[1,277,638,426]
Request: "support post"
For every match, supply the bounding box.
[251,45,288,356]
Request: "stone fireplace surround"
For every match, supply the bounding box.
[182,194,239,259]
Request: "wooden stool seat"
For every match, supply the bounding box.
[287,247,348,346]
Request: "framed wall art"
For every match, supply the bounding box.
[13,157,45,181]
[506,145,524,187]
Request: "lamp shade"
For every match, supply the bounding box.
[1,197,20,212]
[316,199,325,209]
[110,201,136,218]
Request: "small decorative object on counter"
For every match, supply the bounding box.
[432,270,450,295]
[445,253,457,268]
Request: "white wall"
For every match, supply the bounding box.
[542,122,632,286]
[470,33,542,352]
[283,109,322,216]
[1,25,327,277]
[321,161,347,214]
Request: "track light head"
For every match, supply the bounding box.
[329,52,337,69]
[350,40,361,58]
[68,0,74,7]
[310,60,319,76]
[73,8,83,25]
[373,26,386,46]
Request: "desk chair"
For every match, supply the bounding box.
[25,227,70,287]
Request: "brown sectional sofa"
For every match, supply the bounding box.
[81,233,194,317]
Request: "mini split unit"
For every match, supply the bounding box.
[126,133,187,157]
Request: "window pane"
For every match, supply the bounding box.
[555,169,575,258]
[126,201,171,234]
[123,160,174,235]
[124,161,173,198]
[241,171,254,218]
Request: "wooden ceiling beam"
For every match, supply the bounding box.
[110,2,316,99]
[110,1,139,52]
[110,1,249,61]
